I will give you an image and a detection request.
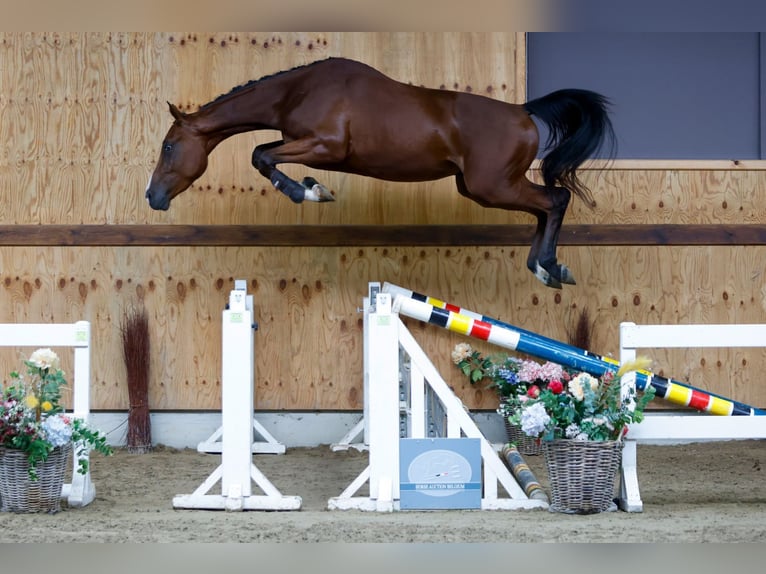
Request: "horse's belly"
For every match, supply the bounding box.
[338,157,459,182]
[337,131,460,181]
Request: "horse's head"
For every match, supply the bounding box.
[145,103,209,211]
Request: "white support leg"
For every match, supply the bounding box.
[618,439,643,512]
[220,292,256,506]
[330,416,366,452]
[195,418,287,455]
[366,292,400,510]
[65,321,96,507]
[331,285,379,452]
[410,363,425,438]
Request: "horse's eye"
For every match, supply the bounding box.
[163,143,173,154]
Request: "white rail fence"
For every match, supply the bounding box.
[619,321,766,512]
[0,321,95,507]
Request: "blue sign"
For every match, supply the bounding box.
[399,438,482,510]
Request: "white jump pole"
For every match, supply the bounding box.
[173,281,301,511]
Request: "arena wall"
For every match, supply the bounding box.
[0,32,764,413]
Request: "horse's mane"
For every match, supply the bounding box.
[199,58,331,110]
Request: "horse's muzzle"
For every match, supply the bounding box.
[145,189,170,211]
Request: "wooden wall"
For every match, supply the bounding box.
[0,32,765,412]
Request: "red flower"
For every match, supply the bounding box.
[527,384,540,398]
[548,380,564,394]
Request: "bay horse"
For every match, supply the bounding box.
[145,57,615,288]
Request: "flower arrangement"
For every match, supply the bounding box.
[451,342,575,416]
[508,357,657,442]
[0,348,113,480]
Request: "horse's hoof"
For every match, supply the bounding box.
[301,177,335,202]
[271,171,305,203]
[535,262,563,289]
[559,264,576,285]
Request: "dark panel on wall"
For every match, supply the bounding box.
[527,33,762,159]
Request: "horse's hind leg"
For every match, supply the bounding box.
[252,141,335,203]
[527,215,557,287]
[523,211,571,290]
[457,173,574,288]
[531,184,575,287]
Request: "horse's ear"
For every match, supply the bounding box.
[167,102,185,121]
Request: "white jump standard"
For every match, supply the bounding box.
[618,321,766,512]
[173,281,301,511]
[0,321,95,508]
[328,284,549,511]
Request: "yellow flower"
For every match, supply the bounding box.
[25,395,39,409]
[41,401,53,412]
[617,356,653,378]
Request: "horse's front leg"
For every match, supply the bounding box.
[252,141,335,204]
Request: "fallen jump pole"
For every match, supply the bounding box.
[501,445,548,503]
[384,283,766,417]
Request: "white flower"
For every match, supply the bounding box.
[450,343,473,365]
[568,373,598,401]
[583,415,614,431]
[29,348,60,371]
[621,371,637,411]
[41,414,73,448]
[520,402,550,437]
[565,423,582,439]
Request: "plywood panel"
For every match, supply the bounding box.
[567,168,766,225]
[2,244,766,412]
[2,32,765,228]
[0,32,528,227]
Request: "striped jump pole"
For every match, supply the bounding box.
[384,282,766,417]
[501,445,548,503]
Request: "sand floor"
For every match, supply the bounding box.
[0,440,765,542]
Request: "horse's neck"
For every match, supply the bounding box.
[192,81,287,147]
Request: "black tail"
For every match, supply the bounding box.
[524,89,615,207]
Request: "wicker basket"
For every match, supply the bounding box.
[542,439,623,514]
[0,443,71,514]
[504,414,542,456]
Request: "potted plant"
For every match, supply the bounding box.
[451,342,575,454]
[508,357,656,514]
[0,348,113,513]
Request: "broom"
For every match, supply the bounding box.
[120,304,152,453]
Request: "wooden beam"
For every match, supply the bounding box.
[0,224,765,247]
